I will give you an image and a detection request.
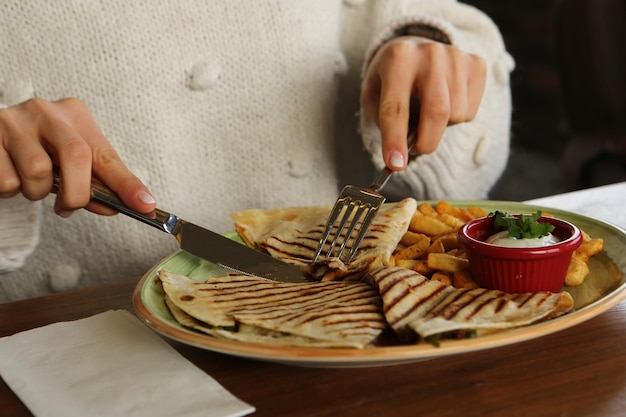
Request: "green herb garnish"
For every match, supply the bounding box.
[489,210,554,239]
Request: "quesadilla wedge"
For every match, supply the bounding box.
[364,266,574,342]
[230,197,418,281]
[164,295,352,347]
[158,270,386,348]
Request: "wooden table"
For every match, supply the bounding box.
[2,183,626,417]
[2,276,626,417]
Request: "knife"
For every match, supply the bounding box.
[51,171,306,283]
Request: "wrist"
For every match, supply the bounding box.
[362,17,457,76]
[395,23,451,45]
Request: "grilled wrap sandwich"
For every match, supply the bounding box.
[158,270,386,348]
[364,266,574,341]
[230,198,418,281]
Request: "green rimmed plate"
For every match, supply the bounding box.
[133,201,626,368]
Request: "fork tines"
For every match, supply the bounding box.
[313,133,413,264]
[312,186,386,264]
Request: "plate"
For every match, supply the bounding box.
[133,201,626,367]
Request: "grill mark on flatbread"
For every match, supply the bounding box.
[347,236,383,253]
[173,276,380,313]
[264,229,381,260]
[364,266,448,327]
[229,294,381,323]
[263,237,315,260]
[200,279,377,311]
[299,309,383,326]
[365,266,574,339]
[166,295,360,348]
[426,288,473,319]
[531,293,550,308]
[232,302,386,342]
[230,198,418,281]
[466,292,503,319]
[428,289,508,321]
[511,292,541,309]
[384,280,444,326]
[159,270,385,348]
[494,297,508,314]
[233,304,385,336]
[366,225,387,235]
[372,266,414,295]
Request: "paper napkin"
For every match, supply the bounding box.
[0,309,255,417]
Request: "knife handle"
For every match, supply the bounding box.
[51,169,180,235]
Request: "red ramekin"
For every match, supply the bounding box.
[457,215,582,293]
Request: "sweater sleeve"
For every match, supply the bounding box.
[0,196,43,273]
[359,1,515,201]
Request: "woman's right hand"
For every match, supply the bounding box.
[0,97,156,217]
[361,37,487,171]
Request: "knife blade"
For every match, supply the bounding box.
[51,172,307,283]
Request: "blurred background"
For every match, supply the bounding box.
[464,0,626,201]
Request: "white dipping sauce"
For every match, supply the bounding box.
[486,230,561,248]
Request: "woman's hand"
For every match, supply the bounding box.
[0,97,156,216]
[361,36,487,170]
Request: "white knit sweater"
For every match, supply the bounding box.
[0,0,513,302]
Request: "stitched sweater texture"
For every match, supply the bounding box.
[0,0,513,301]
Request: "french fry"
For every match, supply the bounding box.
[467,205,488,218]
[443,248,462,258]
[436,200,462,217]
[436,201,474,222]
[454,249,469,260]
[427,252,470,273]
[431,271,453,286]
[410,215,453,236]
[456,207,478,222]
[394,243,408,252]
[572,251,589,264]
[410,259,434,276]
[394,239,430,260]
[433,233,461,251]
[400,231,430,247]
[426,239,446,255]
[564,255,590,286]
[453,270,479,289]
[577,238,604,258]
[418,202,438,217]
[439,213,465,229]
[394,259,422,270]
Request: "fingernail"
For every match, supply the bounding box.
[58,210,73,218]
[138,190,156,205]
[389,151,405,168]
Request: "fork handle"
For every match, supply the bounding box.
[370,167,394,192]
[51,169,180,234]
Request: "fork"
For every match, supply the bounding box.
[313,132,417,263]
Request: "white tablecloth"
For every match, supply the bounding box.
[524,182,626,229]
